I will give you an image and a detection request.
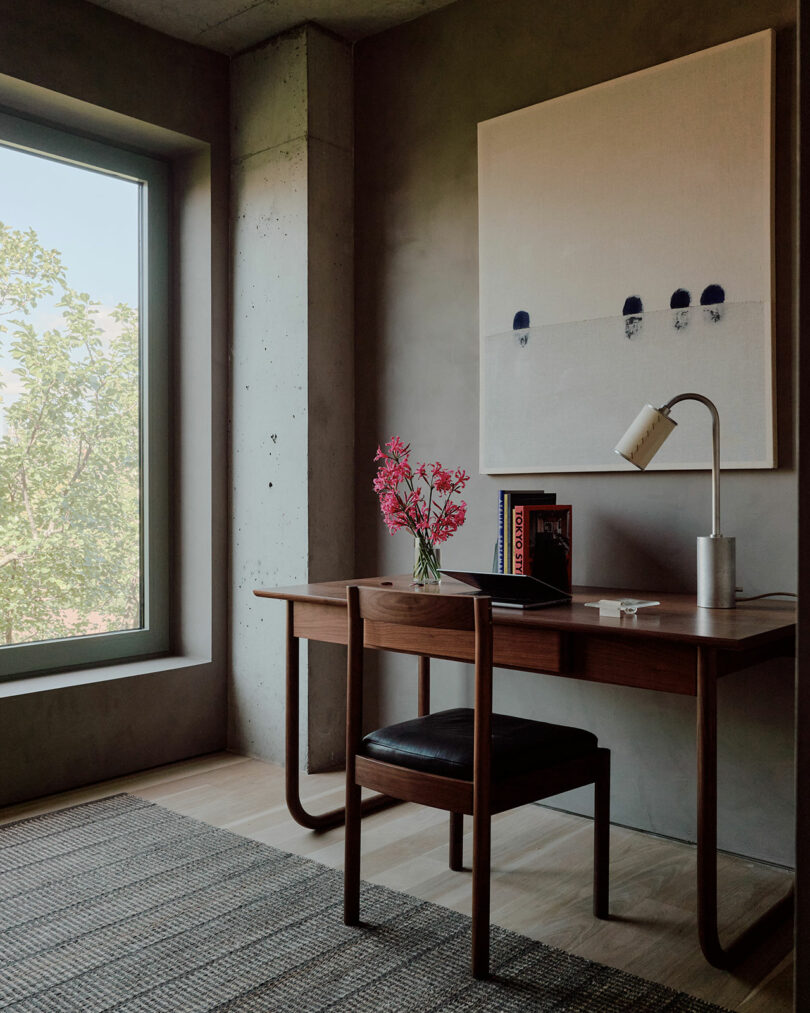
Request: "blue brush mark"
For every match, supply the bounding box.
[700,284,725,305]
[701,284,726,323]
[670,288,691,331]
[513,310,530,347]
[622,295,643,339]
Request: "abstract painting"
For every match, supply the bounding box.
[478,31,775,473]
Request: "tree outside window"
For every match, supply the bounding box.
[0,221,141,647]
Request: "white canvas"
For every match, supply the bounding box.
[478,31,775,473]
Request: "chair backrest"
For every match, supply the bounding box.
[353,585,479,630]
[347,586,492,659]
[345,585,495,790]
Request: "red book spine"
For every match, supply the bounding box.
[512,506,529,573]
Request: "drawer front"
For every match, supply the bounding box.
[293,602,348,644]
[290,602,696,691]
[364,621,564,673]
[292,604,565,673]
[570,635,696,695]
[493,625,566,673]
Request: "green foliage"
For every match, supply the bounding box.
[0,222,66,326]
[0,222,140,646]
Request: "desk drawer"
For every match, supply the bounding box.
[493,625,566,673]
[293,602,348,644]
[365,621,565,673]
[292,603,566,672]
[570,635,696,695]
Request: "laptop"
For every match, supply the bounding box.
[439,570,572,609]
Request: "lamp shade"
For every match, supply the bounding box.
[614,404,677,470]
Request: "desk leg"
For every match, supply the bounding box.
[418,655,430,716]
[696,646,794,968]
[420,657,463,869]
[284,601,400,831]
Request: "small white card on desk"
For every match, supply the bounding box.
[584,598,660,617]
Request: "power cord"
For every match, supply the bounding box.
[735,591,797,602]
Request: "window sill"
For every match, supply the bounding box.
[0,655,212,699]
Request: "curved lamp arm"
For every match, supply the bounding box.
[659,393,721,537]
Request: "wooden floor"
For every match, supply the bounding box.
[0,752,794,1012]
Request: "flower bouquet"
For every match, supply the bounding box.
[373,436,469,584]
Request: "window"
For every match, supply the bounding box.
[0,111,169,679]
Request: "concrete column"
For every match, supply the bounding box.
[230,25,354,770]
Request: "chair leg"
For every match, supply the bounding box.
[344,781,362,925]
[471,808,491,978]
[449,812,464,871]
[593,748,610,919]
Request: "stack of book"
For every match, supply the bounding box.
[498,490,572,592]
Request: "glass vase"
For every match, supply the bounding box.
[413,538,442,585]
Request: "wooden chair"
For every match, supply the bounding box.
[343,585,611,979]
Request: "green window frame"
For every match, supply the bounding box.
[0,110,170,680]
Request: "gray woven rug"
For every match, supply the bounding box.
[0,794,731,1012]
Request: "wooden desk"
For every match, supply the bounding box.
[254,575,796,968]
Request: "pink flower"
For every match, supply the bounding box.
[372,436,468,550]
[387,436,407,456]
[433,468,453,493]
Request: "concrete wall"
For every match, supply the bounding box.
[354,0,798,865]
[230,25,354,769]
[0,0,230,803]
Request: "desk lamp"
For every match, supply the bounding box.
[614,393,736,609]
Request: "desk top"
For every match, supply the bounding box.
[254,575,795,651]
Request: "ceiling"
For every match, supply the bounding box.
[88,0,457,54]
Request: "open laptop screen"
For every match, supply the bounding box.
[439,570,572,609]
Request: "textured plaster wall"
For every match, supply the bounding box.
[230,26,354,768]
[354,0,797,864]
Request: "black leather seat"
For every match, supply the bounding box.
[362,707,598,781]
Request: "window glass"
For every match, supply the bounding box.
[0,146,142,647]
[0,114,169,678]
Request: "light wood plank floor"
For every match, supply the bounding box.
[0,752,794,1012]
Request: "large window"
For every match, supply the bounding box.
[0,112,169,679]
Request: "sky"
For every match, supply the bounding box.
[0,141,140,430]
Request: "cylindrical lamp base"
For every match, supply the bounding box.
[697,535,736,609]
